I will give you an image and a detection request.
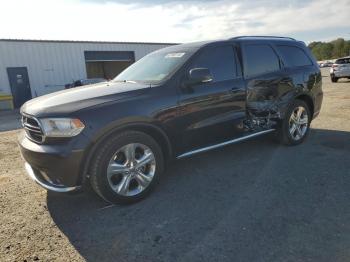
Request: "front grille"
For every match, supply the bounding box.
[22,115,45,143]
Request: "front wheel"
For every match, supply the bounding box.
[331,75,338,82]
[277,100,311,145]
[90,131,164,204]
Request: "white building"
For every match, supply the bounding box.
[0,39,175,110]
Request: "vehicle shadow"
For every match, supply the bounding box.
[47,128,350,262]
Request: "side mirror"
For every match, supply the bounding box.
[186,68,213,86]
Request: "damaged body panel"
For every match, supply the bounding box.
[239,39,322,131]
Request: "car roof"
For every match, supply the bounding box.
[229,36,296,41]
[158,36,302,53]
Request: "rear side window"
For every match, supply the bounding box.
[192,46,239,82]
[244,44,280,77]
[277,45,312,67]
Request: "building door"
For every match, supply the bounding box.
[7,67,32,108]
[84,51,135,80]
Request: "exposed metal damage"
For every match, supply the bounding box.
[244,79,296,131]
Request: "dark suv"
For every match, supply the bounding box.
[19,36,323,204]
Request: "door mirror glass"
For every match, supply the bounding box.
[187,68,213,86]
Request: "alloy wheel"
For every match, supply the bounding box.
[288,106,309,141]
[106,143,156,196]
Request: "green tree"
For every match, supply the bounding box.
[331,38,345,58]
[308,38,350,60]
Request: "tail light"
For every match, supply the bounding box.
[332,64,338,70]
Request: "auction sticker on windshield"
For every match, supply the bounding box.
[165,53,185,58]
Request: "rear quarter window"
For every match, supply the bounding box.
[277,45,312,67]
[243,44,280,77]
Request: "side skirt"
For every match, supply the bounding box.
[176,129,275,159]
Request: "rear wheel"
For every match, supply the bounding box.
[90,131,164,204]
[277,100,311,145]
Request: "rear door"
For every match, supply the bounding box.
[177,45,246,153]
[7,67,32,108]
[241,43,290,117]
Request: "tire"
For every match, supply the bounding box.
[276,99,311,146]
[90,130,164,204]
[331,75,338,82]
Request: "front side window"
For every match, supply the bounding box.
[191,46,238,82]
[114,50,193,83]
[244,44,280,77]
[277,45,312,67]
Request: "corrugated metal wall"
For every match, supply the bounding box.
[0,40,173,98]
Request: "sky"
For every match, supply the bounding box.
[0,0,349,44]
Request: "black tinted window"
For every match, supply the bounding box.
[335,58,350,64]
[277,45,312,67]
[192,46,238,82]
[244,44,280,76]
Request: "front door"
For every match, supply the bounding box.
[7,67,32,108]
[177,45,246,153]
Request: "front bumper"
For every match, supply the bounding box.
[24,162,80,192]
[18,131,88,192]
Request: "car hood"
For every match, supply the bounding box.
[21,81,150,117]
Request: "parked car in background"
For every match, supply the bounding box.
[65,78,106,89]
[320,61,333,68]
[19,36,323,204]
[330,56,350,82]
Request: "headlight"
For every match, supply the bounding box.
[40,118,85,137]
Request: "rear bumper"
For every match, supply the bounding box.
[18,131,89,191]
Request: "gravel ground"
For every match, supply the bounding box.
[1,68,350,262]
[0,109,21,132]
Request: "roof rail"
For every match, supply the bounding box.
[230,36,296,41]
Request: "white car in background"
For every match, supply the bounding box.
[330,56,350,82]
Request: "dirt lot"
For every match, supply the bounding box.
[1,68,350,262]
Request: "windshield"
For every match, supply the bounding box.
[335,58,350,64]
[114,50,192,83]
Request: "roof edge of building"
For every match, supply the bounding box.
[0,38,179,46]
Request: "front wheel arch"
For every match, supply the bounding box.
[79,122,172,186]
[89,130,165,204]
